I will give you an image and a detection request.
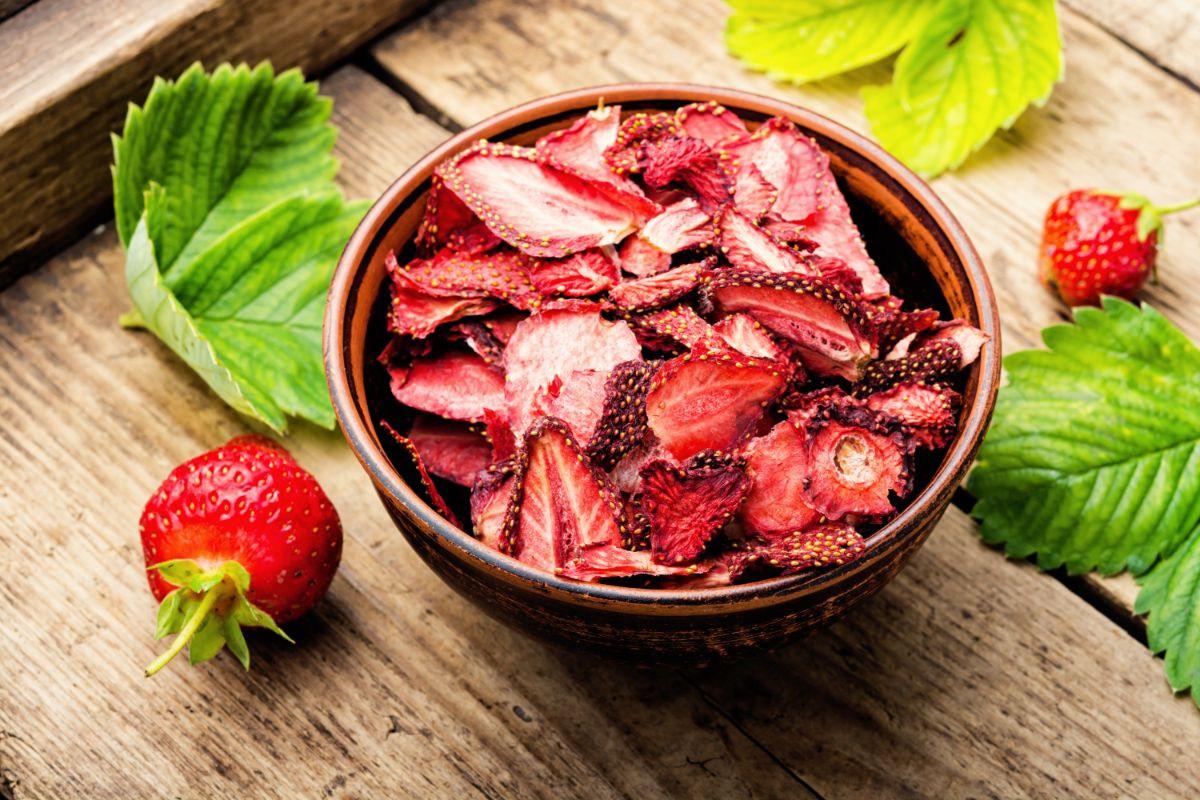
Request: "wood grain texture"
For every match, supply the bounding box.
[0,0,432,288]
[1066,0,1200,86]
[371,0,1200,630]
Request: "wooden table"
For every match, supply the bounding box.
[3,1,1199,797]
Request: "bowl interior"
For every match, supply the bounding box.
[327,84,999,607]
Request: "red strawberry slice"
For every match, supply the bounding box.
[609,260,708,311]
[738,420,823,537]
[586,359,658,471]
[802,405,913,520]
[731,163,778,221]
[640,197,714,253]
[561,545,703,582]
[783,386,858,427]
[715,205,818,276]
[640,459,750,564]
[407,414,493,486]
[387,349,506,423]
[675,101,748,146]
[532,368,612,442]
[645,343,787,460]
[864,297,940,353]
[392,247,540,308]
[866,382,960,450]
[859,336,970,395]
[708,271,876,381]
[416,173,503,255]
[606,433,673,495]
[640,136,733,213]
[500,418,629,569]
[470,459,517,551]
[536,105,625,184]
[712,313,785,361]
[439,141,660,259]
[482,408,518,461]
[625,304,718,352]
[617,233,672,277]
[604,111,682,174]
[741,524,867,576]
[528,248,620,296]
[387,263,500,338]
[447,320,506,366]
[381,421,461,527]
[503,308,642,435]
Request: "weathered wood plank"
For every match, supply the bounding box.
[371,0,1200,628]
[0,0,434,288]
[0,66,810,800]
[1065,0,1200,87]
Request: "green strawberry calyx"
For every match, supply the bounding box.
[144,559,293,677]
[1095,191,1200,244]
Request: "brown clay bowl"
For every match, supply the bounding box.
[324,83,1001,666]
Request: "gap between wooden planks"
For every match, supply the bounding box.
[1,63,1198,800]
[369,0,1200,638]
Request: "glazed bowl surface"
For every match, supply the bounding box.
[324,83,1001,665]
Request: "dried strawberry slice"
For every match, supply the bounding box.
[381,421,461,527]
[447,320,505,366]
[471,459,517,551]
[676,101,748,146]
[640,459,750,564]
[708,271,877,381]
[479,309,525,344]
[499,418,629,568]
[415,173,503,255]
[482,407,517,461]
[624,304,718,352]
[782,386,858,426]
[715,205,817,276]
[586,360,658,471]
[645,343,787,460]
[390,247,540,309]
[528,248,619,296]
[604,111,682,174]
[738,420,823,537]
[866,298,940,353]
[731,163,778,221]
[408,414,493,486]
[387,260,500,338]
[536,105,625,183]
[803,405,913,520]
[741,524,867,576]
[640,136,733,213]
[503,308,642,436]
[616,234,672,277]
[640,197,714,253]
[917,320,989,367]
[858,339,963,395]
[387,349,505,423]
[711,313,785,361]
[439,141,660,258]
[561,545,704,582]
[866,382,961,450]
[685,449,747,471]
[609,260,708,311]
[532,368,612,442]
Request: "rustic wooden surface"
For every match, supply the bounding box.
[3,1,1200,797]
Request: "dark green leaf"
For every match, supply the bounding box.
[1137,526,1200,705]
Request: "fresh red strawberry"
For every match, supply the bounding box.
[738,420,823,537]
[386,348,505,423]
[675,101,748,146]
[139,436,342,676]
[639,197,714,253]
[381,421,461,527]
[617,234,672,277]
[586,359,658,471]
[1038,189,1199,306]
[407,414,493,486]
[609,261,707,311]
[527,248,619,296]
[803,405,913,520]
[866,382,960,450]
[645,343,786,460]
[640,459,751,564]
[708,271,877,381]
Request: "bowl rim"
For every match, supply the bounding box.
[324,81,1001,610]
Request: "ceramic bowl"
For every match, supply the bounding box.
[324,83,1001,665]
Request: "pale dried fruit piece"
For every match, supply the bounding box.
[803,405,913,520]
[624,304,718,351]
[708,271,877,381]
[586,360,658,471]
[741,524,867,576]
[640,136,733,213]
[408,414,493,486]
[640,197,714,253]
[640,459,751,565]
[675,101,748,146]
[416,173,503,255]
[738,420,823,537]
[604,111,682,174]
[617,234,672,277]
[532,368,613,442]
[609,261,708,311]
[712,314,786,362]
[440,141,660,258]
[918,320,989,367]
[387,263,500,338]
[866,382,961,450]
[535,105,624,183]
[499,418,629,568]
[528,248,619,296]
[381,421,461,527]
[645,343,787,460]
[731,163,778,221]
[606,433,674,494]
[503,308,642,435]
[471,459,517,551]
[387,349,505,423]
[715,205,817,275]
[561,544,703,582]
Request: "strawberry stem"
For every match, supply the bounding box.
[1153,197,1200,216]
[144,584,227,677]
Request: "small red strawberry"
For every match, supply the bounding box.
[140,435,342,676]
[1038,189,1200,306]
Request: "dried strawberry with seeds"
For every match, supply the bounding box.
[617,234,672,277]
[715,205,817,276]
[708,271,877,381]
[640,197,714,253]
[866,298,940,352]
[802,405,913,520]
[624,304,718,352]
[561,545,705,582]
[640,136,733,213]
[381,421,462,527]
[387,348,505,423]
[439,141,660,259]
[531,368,612,442]
[730,163,778,222]
[604,111,682,175]
[609,260,708,311]
[482,407,518,462]
[528,248,620,296]
[858,339,963,395]
[917,320,989,367]
[535,105,626,184]
[407,414,493,486]
[741,524,867,576]
[471,459,518,551]
[711,313,786,362]
[675,101,748,146]
[387,262,500,338]
[866,382,961,450]
[640,459,750,565]
[392,246,540,308]
[416,173,503,255]
[685,449,747,471]
[447,320,506,366]
[645,343,787,460]
[586,359,658,471]
[738,420,823,537]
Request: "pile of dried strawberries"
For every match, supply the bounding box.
[378,101,987,587]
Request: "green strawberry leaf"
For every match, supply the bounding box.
[1137,525,1200,705]
[968,298,1200,576]
[861,0,1062,176]
[725,0,942,84]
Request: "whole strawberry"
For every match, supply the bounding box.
[1039,189,1199,306]
[140,435,342,676]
